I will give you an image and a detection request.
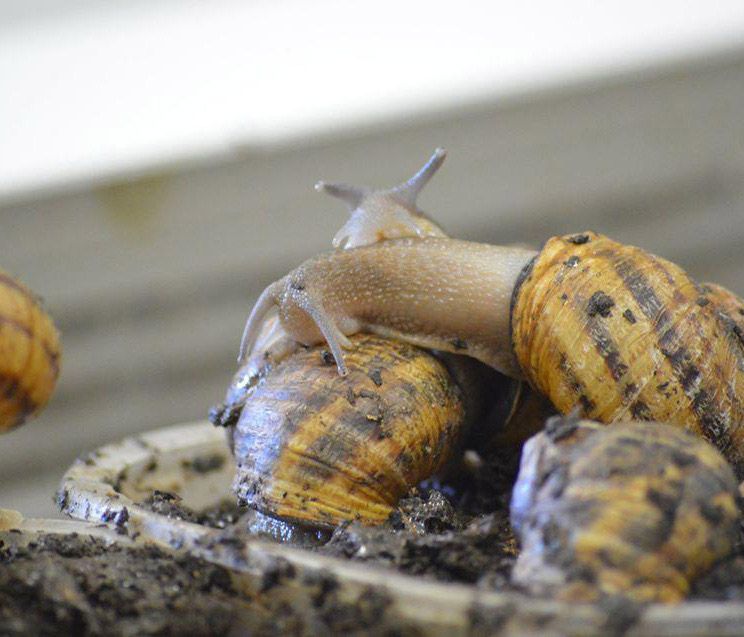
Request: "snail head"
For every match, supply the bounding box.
[316,147,448,249]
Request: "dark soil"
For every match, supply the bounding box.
[3,452,741,635]
[0,532,423,636]
[314,445,744,602]
[316,447,522,591]
[137,448,522,591]
[0,533,240,636]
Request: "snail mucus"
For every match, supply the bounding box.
[0,269,60,432]
[212,149,744,600]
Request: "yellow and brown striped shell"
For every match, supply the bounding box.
[701,281,744,333]
[512,232,744,476]
[229,333,488,527]
[0,270,60,432]
[510,417,741,603]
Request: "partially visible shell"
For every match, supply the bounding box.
[511,417,741,603]
[0,270,60,432]
[230,334,486,527]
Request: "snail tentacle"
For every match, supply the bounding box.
[238,279,284,364]
[238,151,449,373]
[240,312,301,385]
[314,181,369,210]
[389,146,446,206]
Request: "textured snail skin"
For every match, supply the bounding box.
[0,270,60,431]
[316,146,448,251]
[242,238,536,379]
[510,418,741,603]
[231,333,478,527]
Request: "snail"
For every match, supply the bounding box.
[210,151,546,527]
[510,415,741,603]
[221,149,550,442]
[0,269,60,432]
[237,150,744,477]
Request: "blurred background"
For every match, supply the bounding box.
[2,0,744,517]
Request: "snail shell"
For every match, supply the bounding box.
[0,270,60,432]
[510,416,741,603]
[512,232,744,476]
[229,333,494,527]
[701,281,744,334]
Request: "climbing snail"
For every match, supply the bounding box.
[510,415,741,603]
[0,269,60,432]
[225,149,551,444]
[239,156,744,477]
[212,150,547,526]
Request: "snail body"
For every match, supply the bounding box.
[0,270,60,432]
[229,149,455,412]
[510,417,741,603]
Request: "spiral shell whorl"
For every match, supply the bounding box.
[231,334,468,527]
[0,270,60,432]
[511,232,744,476]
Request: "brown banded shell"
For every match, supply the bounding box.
[512,232,744,477]
[510,417,741,603]
[0,270,60,432]
[229,333,488,527]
